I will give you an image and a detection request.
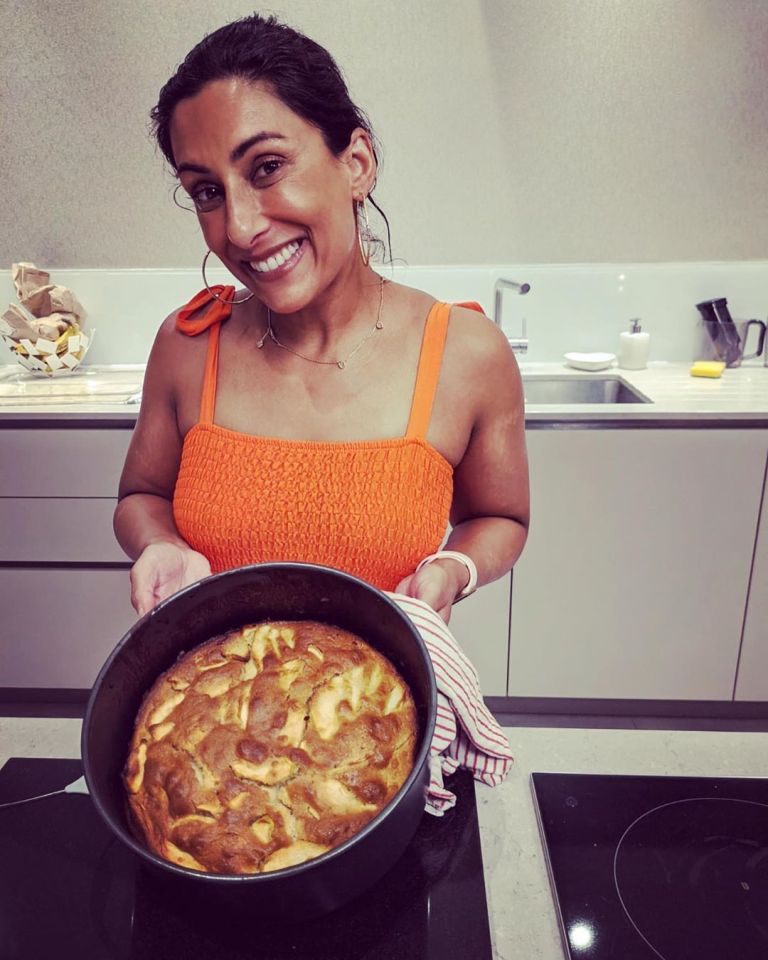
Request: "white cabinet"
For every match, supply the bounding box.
[734,453,768,700]
[0,428,132,496]
[0,569,136,688]
[448,573,510,697]
[5,420,766,702]
[0,425,134,690]
[0,498,125,562]
[509,428,768,700]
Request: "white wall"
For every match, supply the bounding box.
[3,261,766,364]
[3,0,767,268]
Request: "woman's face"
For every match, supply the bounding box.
[170,78,374,313]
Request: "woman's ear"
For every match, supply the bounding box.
[343,127,377,198]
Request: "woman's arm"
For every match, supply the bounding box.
[114,317,211,614]
[397,312,529,620]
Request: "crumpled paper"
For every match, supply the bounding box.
[1,263,92,376]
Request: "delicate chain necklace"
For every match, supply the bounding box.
[257,277,386,370]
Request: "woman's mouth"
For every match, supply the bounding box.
[242,239,304,281]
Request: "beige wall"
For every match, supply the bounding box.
[3,0,767,267]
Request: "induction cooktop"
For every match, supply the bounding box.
[0,758,492,960]
[531,771,768,960]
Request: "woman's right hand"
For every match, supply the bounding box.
[130,541,212,617]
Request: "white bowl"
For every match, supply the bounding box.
[563,351,616,372]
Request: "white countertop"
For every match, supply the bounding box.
[3,715,767,958]
[0,361,767,423]
[521,359,768,422]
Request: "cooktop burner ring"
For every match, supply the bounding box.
[532,772,768,960]
[613,795,768,960]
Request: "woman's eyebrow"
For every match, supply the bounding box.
[176,132,286,175]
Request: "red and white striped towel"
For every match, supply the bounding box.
[387,593,514,816]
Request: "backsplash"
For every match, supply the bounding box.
[2,262,766,366]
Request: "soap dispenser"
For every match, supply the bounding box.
[618,318,650,370]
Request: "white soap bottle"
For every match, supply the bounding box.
[618,318,650,370]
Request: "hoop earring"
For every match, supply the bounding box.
[201,250,254,304]
[356,199,371,267]
[172,184,194,212]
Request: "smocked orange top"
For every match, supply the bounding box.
[172,286,482,590]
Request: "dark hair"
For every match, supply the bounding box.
[151,14,390,259]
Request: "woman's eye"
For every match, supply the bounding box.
[190,185,222,212]
[252,157,283,181]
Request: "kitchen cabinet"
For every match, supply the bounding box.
[734,452,768,700]
[0,427,132,497]
[448,573,510,697]
[0,425,135,689]
[0,498,125,562]
[5,418,766,702]
[0,569,136,688]
[509,428,768,700]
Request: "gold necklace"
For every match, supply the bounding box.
[258,277,386,369]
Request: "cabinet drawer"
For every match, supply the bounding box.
[0,568,137,688]
[0,428,132,497]
[0,498,126,562]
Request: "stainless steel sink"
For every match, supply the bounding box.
[522,375,651,404]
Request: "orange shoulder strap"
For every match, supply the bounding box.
[406,302,450,439]
[176,287,235,424]
[198,319,222,425]
[405,300,486,440]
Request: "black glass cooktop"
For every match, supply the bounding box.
[532,771,768,960]
[0,758,491,960]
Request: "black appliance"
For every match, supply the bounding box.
[532,771,768,959]
[0,758,492,960]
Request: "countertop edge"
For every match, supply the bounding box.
[2,409,767,427]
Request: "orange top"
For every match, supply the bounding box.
[172,286,482,590]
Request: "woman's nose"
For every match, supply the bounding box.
[225,184,269,249]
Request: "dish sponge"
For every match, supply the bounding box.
[690,361,726,378]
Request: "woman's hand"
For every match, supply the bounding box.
[394,558,469,623]
[130,541,212,617]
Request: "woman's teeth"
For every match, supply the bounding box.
[249,241,300,273]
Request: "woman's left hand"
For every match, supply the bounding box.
[395,559,468,623]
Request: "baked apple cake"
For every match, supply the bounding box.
[124,621,417,874]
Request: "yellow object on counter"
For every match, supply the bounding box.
[690,361,726,378]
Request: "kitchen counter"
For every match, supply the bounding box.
[3,715,767,959]
[522,359,768,423]
[0,364,144,423]
[0,361,766,424]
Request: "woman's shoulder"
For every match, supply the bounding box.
[447,302,515,370]
[144,297,212,388]
[386,280,513,371]
[439,302,521,419]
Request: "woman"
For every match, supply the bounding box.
[114,14,529,624]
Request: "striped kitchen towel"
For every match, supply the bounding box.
[387,593,514,816]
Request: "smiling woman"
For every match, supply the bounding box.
[113,13,530,625]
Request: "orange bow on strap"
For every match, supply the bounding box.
[456,301,484,314]
[176,286,236,336]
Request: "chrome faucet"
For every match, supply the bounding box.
[493,278,531,354]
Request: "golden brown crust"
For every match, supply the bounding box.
[123,621,417,874]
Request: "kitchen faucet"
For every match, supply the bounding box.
[493,278,531,354]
